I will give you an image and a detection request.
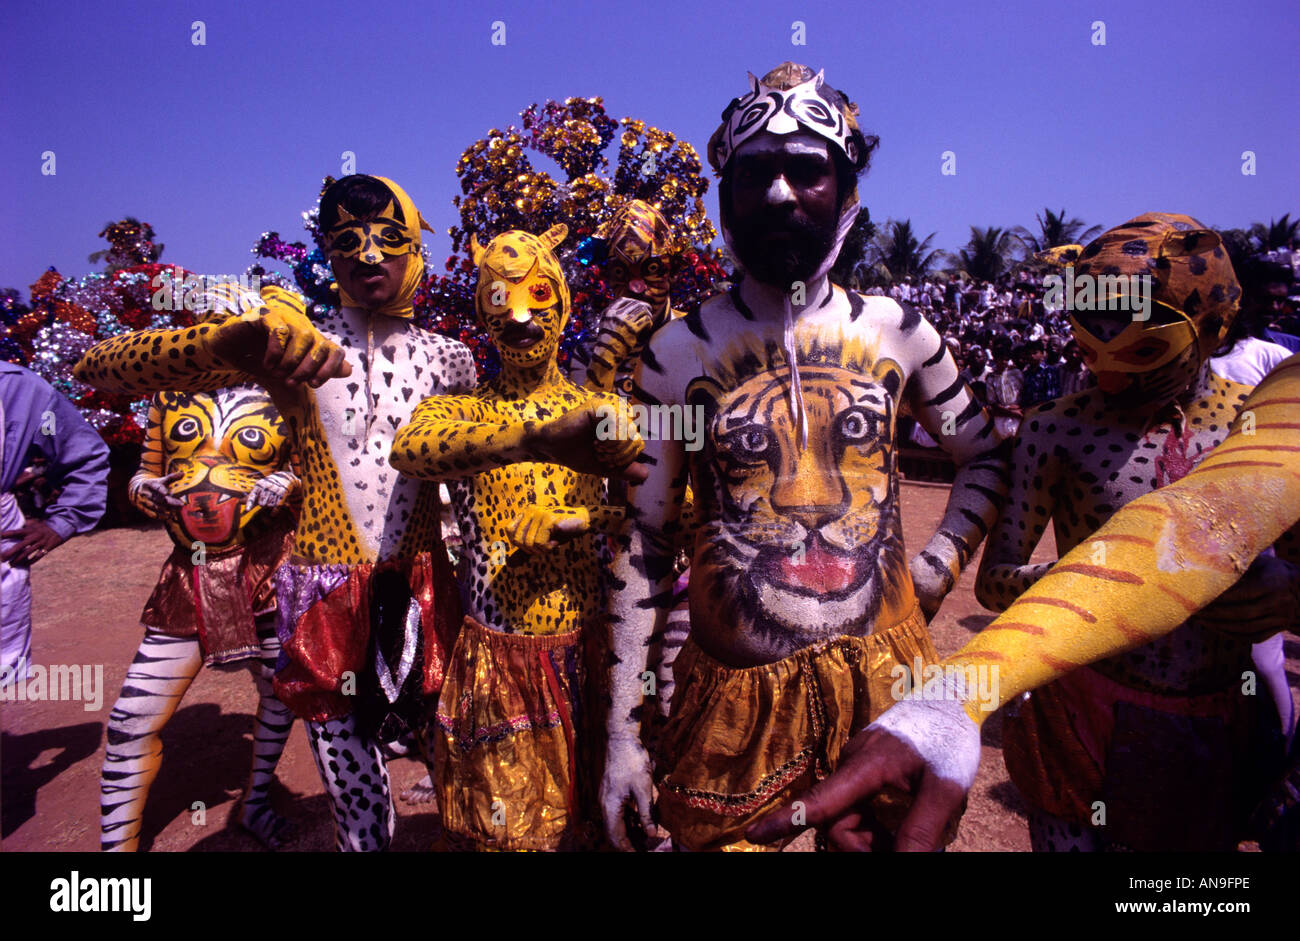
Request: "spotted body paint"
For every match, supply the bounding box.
[975,365,1259,693]
[953,355,1300,715]
[75,291,476,564]
[391,227,635,635]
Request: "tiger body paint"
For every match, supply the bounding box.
[604,281,1007,849]
[971,213,1299,851]
[623,284,1005,662]
[103,383,299,851]
[599,62,1008,851]
[578,199,683,397]
[570,200,699,735]
[390,226,642,849]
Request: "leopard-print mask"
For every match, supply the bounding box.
[1040,212,1241,365]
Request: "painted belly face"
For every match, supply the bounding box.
[686,332,912,652]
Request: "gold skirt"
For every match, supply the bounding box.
[432,616,589,851]
[656,606,942,851]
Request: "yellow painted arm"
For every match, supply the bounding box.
[949,355,1300,724]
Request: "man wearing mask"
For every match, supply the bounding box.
[76,174,476,851]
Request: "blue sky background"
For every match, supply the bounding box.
[2,0,1297,289]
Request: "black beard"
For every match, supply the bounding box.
[728,211,838,288]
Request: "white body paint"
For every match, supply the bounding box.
[867,675,982,791]
[312,306,475,559]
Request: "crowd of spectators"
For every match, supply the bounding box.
[877,253,1300,455]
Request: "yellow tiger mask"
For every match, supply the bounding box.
[471,225,570,369]
[599,200,677,318]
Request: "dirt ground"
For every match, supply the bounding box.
[2,480,1295,852]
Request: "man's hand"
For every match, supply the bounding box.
[133,471,185,520]
[748,688,982,852]
[508,505,591,553]
[908,554,949,622]
[1,519,65,565]
[601,734,660,851]
[245,471,296,509]
[584,298,656,393]
[531,402,647,483]
[747,726,966,852]
[210,287,352,388]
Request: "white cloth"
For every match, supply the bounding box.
[1209,336,1293,387]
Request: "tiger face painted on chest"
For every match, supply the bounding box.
[153,386,290,550]
[685,329,914,662]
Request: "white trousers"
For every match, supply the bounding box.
[0,492,31,683]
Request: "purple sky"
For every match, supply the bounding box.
[2,0,1297,289]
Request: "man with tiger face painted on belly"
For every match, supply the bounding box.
[599,62,1011,852]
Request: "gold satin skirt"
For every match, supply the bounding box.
[656,606,944,851]
[432,616,590,851]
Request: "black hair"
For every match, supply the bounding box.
[319,175,400,233]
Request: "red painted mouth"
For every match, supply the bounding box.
[774,535,860,595]
[178,490,243,545]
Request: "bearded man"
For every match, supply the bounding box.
[599,62,1010,851]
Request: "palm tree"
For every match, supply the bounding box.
[1249,214,1299,252]
[1013,207,1103,256]
[830,209,877,287]
[872,219,943,281]
[954,226,1019,282]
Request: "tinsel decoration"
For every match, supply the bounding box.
[88,217,164,272]
[2,222,202,446]
[433,96,729,378]
[248,108,728,380]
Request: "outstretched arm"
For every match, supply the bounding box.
[390,393,644,483]
[748,354,1300,850]
[74,287,349,397]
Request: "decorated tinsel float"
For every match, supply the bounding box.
[250,97,731,380]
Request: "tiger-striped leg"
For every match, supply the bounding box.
[100,631,203,851]
[235,616,296,848]
[305,713,395,851]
